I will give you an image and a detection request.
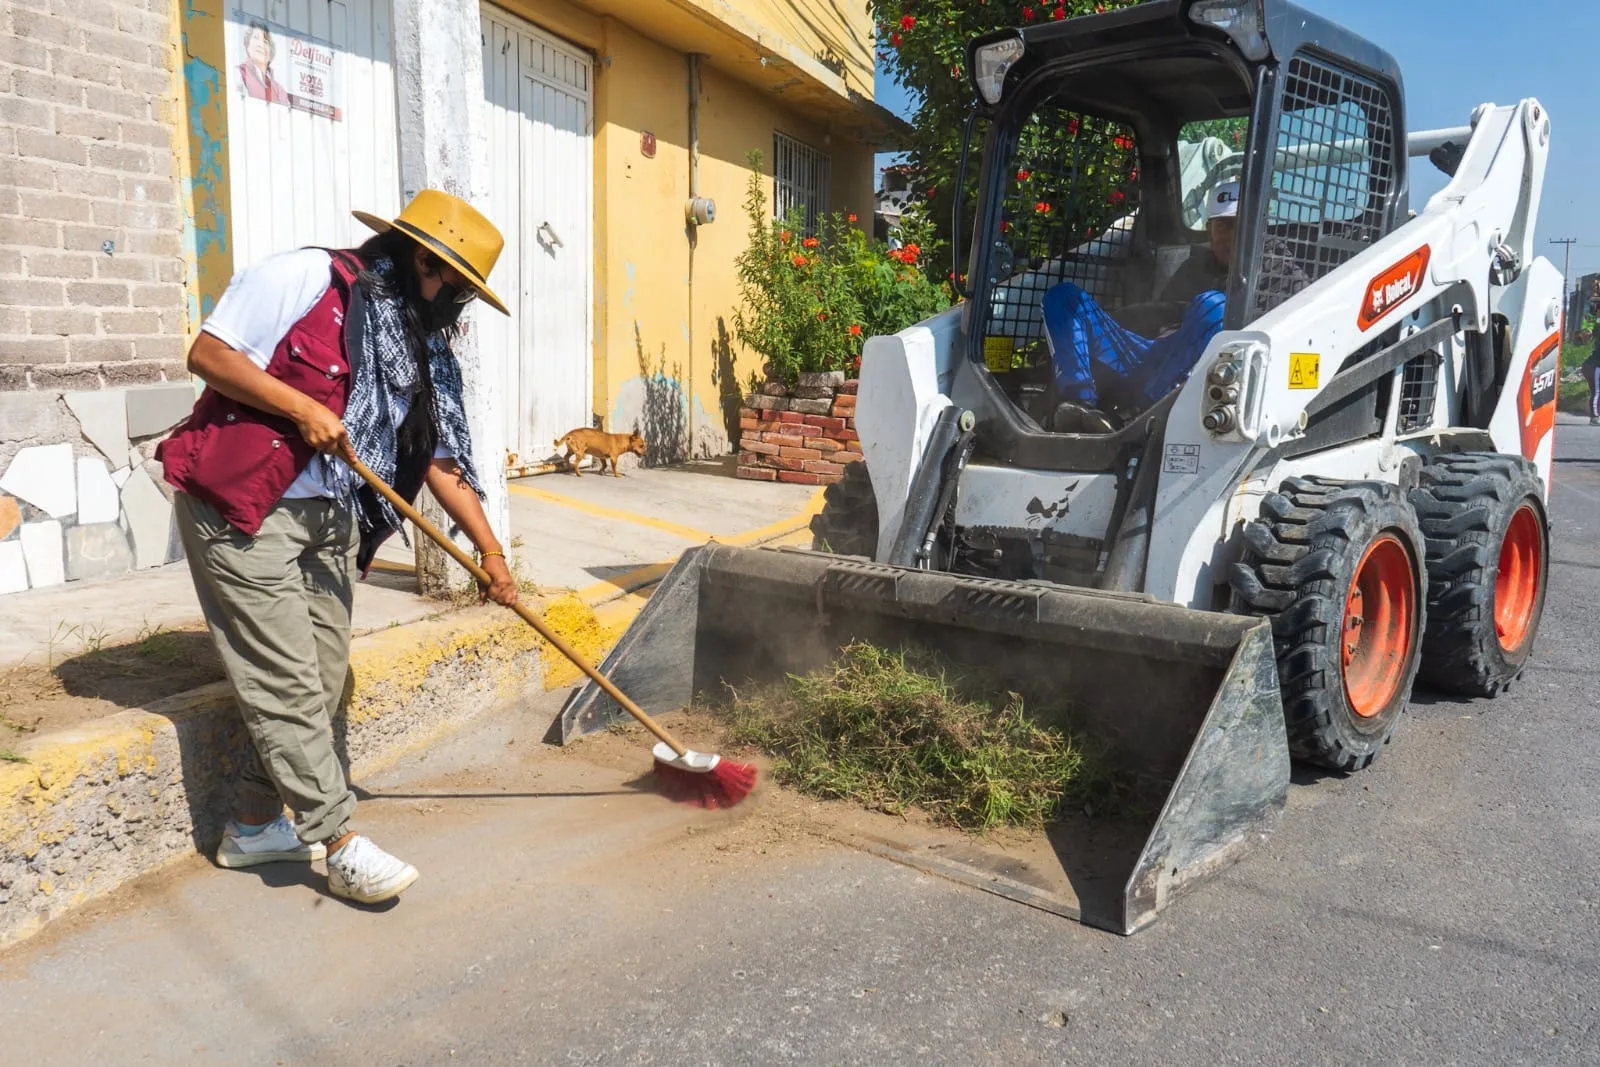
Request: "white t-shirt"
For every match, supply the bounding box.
[202,248,450,500]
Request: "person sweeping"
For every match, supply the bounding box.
[158,190,516,905]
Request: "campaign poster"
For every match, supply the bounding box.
[233,13,343,121]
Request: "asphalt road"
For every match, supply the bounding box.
[2,417,1597,1065]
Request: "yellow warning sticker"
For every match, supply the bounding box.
[984,335,1016,372]
[1289,352,1320,390]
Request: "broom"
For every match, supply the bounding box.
[348,455,758,809]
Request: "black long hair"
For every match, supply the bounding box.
[354,230,460,459]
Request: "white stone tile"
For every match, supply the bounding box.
[111,466,132,488]
[64,389,131,466]
[0,542,27,595]
[65,523,134,582]
[20,520,65,588]
[77,456,121,525]
[0,443,76,519]
[125,383,197,439]
[121,468,173,570]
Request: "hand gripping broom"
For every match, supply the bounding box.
[348,455,758,808]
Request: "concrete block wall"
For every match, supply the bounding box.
[0,0,196,596]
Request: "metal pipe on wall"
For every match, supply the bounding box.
[685,52,706,460]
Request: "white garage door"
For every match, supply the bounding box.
[480,7,594,468]
[223,0,402,271]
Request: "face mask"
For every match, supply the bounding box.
[421,285,467,332]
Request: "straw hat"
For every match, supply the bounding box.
[354,190,510,315]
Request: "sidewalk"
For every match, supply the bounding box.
[0,459,819,670]
[0,461,820,947]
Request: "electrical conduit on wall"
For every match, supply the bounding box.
[686,52,705,461]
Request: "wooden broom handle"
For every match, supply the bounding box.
[347,455,688,757]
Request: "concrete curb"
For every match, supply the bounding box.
[0,495,821,950]
[0,592,640,949]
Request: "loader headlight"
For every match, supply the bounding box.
[972,36,1024,106]
[1188,0,1270,61]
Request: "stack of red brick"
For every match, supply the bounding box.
[737,370,862,485]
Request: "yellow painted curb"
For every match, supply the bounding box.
[0,592,630,949]
[0,487,824,948]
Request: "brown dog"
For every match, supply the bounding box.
[554,428,647,477]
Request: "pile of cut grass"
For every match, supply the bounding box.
[721,642,1123,832]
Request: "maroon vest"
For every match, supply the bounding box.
[159,251,361,536]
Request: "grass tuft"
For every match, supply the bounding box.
[719,643,1127,832]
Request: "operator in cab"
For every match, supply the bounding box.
[1041,180,1239,419]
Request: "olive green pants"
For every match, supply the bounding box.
[174,492,358,844]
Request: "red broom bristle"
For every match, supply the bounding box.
[653,756,759,809]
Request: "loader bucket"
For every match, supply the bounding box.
[559,545,1287,934]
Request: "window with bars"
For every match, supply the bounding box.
[983,105,1141,355]
[1251,54,1397,319]
[773,131,831,235]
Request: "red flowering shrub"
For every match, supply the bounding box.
[870,0,1140,280]
[734,152,951,381]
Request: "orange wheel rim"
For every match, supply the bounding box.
[1495,504,1543,653]
[1342,534,1416,718]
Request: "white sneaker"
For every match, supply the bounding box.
[326,835,419,904]
[215,815,327,868]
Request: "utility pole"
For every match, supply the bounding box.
[1551,237,1577,336]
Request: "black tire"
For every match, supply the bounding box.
[1229,477,1426,772]
[810,460,879,557]
[1409,453,1550,697]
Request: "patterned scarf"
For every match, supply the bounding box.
[319,255,483,537]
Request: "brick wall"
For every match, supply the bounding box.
[0,0,189,396]
[737,372,862,485]
[0,0,196,596]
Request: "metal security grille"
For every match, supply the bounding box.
[1251,54,1397,319]
[1396,352,1439,433]
[985,106,1140,354]
[773,131,830,235]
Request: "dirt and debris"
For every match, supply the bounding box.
[0,625,224,754]
[708,642,1127,832]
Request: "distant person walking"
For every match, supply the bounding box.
[1583,334,1600,426]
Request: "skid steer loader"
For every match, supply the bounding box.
[562,0,1559,933]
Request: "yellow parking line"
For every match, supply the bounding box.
[576,561,673,607]
[571,488,825,606]
[506,482,715,543]
[716,488,826,546]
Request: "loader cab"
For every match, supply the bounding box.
[953,0,1408,472]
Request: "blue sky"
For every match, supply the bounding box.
[874,0,1600,282]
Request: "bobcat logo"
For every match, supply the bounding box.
[1359,246,1432,332]
[1025,482,1079,525]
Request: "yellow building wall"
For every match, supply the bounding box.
[596,27,874,459]
[499,0,878,460]
[741,0,875,98]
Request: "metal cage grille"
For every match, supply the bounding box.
[985,107,1140,354]
[773,131,831,235]
[1251,54,1397,319]
[1397,352,1440,433]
